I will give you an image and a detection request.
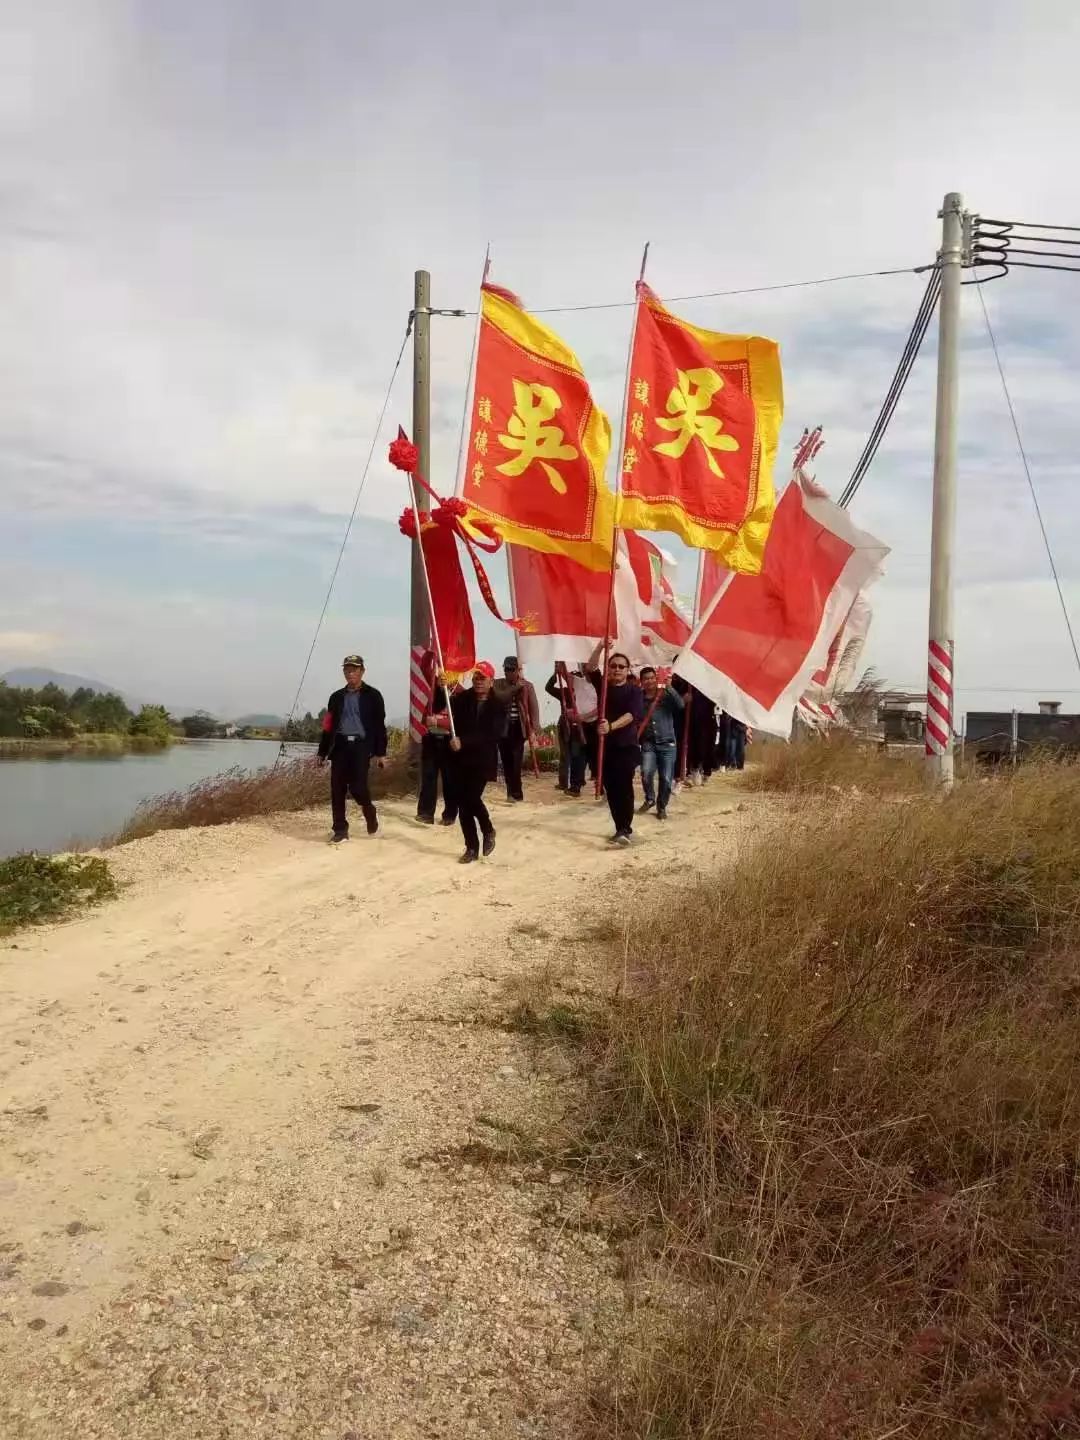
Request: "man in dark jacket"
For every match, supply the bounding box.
[416,670,458,826]
[637,666,684,820]
[493,656,539,802]
[446,661,506,863]
[586,643,644,846]
[317,654,387,843]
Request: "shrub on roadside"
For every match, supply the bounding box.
[0,853,116,935]
[584,760,1080,1438]
[109,747,414,844]
[743,729,927,794]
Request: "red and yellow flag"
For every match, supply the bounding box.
[616,283,783,573]
[461,284,614,572]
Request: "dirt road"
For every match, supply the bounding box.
[0,775,754,1437]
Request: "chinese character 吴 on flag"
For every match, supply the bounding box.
[617,283,783,574]
[461,284,615,572]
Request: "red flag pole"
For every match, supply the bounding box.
[595,241,650,798]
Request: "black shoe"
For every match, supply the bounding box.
[416,813,435,826]
[638,799,655,814]
[459,849,479,864]
[482,831,496,857]
[507,794,523,804]
[365,811,379,836]
[331,832,349,844]
[440,815,457,826]
[656,807,667,821]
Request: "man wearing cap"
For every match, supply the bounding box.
[444,662,506,863]
[317,655,387,843]
[493,656,539,803]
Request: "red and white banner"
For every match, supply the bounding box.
[798,592,874,725]
[510,532,690,672]
[674,480,889,737]
[624,532,693,661]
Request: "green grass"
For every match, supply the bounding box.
[0,853,117,935]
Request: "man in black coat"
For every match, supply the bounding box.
[417,669,458,827]
[317,654,388,843]
[446,662,506,864]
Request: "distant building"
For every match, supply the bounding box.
[878,690,926,744]
[966,703,1080,761]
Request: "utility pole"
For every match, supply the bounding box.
[409,270,432,750]
[925,193,965,787]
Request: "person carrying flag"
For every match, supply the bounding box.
[445,662,507,864]
[417,668,458,827]
[637,666,684,820]
[587,642,644,846]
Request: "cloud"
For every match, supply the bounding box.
[3,0,1080,718]
[0,630,57,657]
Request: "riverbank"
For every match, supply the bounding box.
[0,734,172,758]
[0,777,757,1437]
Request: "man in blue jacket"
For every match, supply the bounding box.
[638,666,684,821]
[317,655,387,843]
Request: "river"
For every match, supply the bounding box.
[0,739,316,858]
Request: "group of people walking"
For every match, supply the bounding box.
[318,649,747,863]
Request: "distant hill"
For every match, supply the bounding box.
[233,714,284,729]
[1,666,129,698]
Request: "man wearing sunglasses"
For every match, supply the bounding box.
[586,643,644,846]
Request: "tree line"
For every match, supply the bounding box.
[0,681,173,744]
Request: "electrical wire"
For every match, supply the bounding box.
[975,284,1080,679]
[276,325,410,758]
[459,264,920,317]
[838,268,942,508]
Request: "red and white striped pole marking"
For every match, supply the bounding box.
[408,644,431,743]
[925,638,953,758]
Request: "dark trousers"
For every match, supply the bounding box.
[558,720,589,791]
[458,770,494,853]
[499,730,526,800]
[689,718,717,776]
[604,745,640,835]
[726,723,747,770]
[330,738,375,835]
[417,735,457,820]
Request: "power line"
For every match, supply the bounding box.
[975,283,1080,680]
[456,264,921,317]
[276,325,411,755]
[838,269,942,508]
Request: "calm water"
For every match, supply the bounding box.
[0,740,316,858]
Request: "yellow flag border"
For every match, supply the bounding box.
[465,288,615,573]
[617,293,784,574]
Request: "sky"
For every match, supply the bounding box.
[3,0,1080,722]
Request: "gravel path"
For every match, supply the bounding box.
[0,774,757,1437]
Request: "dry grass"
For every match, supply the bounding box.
[744,730,928,795]
[583,760,1080,1439]
[109,744,414,844]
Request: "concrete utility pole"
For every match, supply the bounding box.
[409,270,432,748]
[925,193,965,788]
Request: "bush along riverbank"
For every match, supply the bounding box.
[0,853,117,935]
[572,757,1080,1439]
